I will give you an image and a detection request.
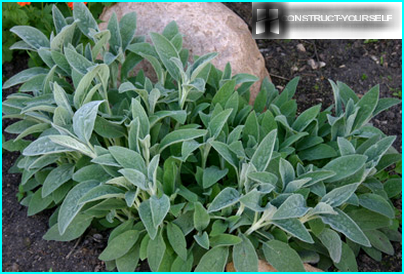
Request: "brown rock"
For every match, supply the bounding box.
[226,260,324,272]
[99,2,269,104]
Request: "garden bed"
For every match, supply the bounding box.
[2,3,402,272]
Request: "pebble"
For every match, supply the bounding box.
[370,55,380,64]
[291,65,299,71]
[11,263,20,272]
[296,43,306,52]
[319,61,326,68]
[307,59,318,70]
[93,234,103,240]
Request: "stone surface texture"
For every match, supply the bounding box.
[99,2,269,103]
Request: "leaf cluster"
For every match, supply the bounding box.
[2,3,402,272]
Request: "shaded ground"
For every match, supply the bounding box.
[2,2,402,272]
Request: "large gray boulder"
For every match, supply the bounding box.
[99,2,269,103]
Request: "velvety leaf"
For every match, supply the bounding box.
[194,202,210,231]
[194,246,229,272]
[384,178,402,198]
[233,234,259,272]
[58,180,99,234]
[334,243,358,271]
[239,189,265,211]
[3,67,49,89]
[321,208,370,247]
[317,228,342,263]
[243,111,259,143]
[373,97,401,117]
[116,245,140,272]
[10,26,49,50]
[194,231,209,250]
[73,2,99,37]
[364,136,396,166]
[42,163,75,197]
[150,194,170,227]
[73,100,103,143]
[322,155,367,183]
[365,230,394,255]
[208,187,240,213]
[337,137,356,156]
[353,85,379,129]
[321,183,360,207]
[131,98,149,138]
[27,187,53,216]
[94,117,126,139]
[78,185,125,204]
[159,129,207,153]
[149,32,181,81]
[138,199,158,239]
[347,209,392,231]
[208,109,232,139]
[73,164,110,183]
[292,104,321,132]
[171,252,194,272]
[147,230,166,271]
[211,80,236,108]
[119,168,147,191]
[43,213,92,242]
[202,166,228,189]
[210,234,242,247]
[99,230,139,261]
[250,129,277,172]
[358,193,395,218]
[262,240,305,272]
[298,144,338,161]
[272,218,314,243]
[65,48,94,75]
[279,157,295,188]
[109,146,146,172]
[211,141,239,171]
[272,194,309,220]
[167,222,188,261]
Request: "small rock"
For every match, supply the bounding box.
[23,237,31,247]
[339,64,346,68]
[296,43,306,52]
[291,65,299,72]
[93,234,103,240]
[370,55,380,64]
[11,263,20,272]
[307,59,318,70]
[319,61,326,68]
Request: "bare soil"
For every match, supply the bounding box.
[2,2,402,272]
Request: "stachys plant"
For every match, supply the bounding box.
[2,2,402,272]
